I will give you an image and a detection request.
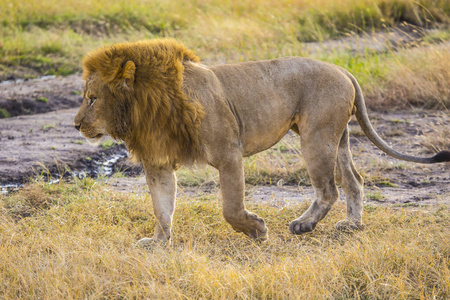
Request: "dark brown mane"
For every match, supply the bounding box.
[82,39,206,167]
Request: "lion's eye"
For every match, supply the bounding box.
[89,97,97,106]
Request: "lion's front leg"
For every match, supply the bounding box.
[137,164,176,249]
[218,153,268,240]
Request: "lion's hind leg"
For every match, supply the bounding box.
[289,128,341,234]
[335,126,365,232]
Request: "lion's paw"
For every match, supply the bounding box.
[289,219,317,235]
[335,219,364,232]
[248,212,269,240]
[232,212,269,241]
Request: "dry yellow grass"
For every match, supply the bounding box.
[369,43,450,109]
[1,180,449,299]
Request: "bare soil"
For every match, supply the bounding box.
[0,72,448,206]
[0,75,141,184]
[0,75,83,117]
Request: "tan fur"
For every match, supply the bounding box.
[74,39,448,247]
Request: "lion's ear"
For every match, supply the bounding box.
[122,61,135,79]
[119,60,136,88]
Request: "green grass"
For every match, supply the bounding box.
[2,0,448,37]
[35,96,48,103]
[99,139,116,149]
[366,190,385,201]
[0,180,449,298]
[0,108,11,118]
[42,124,55,131]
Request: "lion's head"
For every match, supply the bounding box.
[74,39,207,166]
[74,72,116,143]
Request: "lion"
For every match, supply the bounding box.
[74,39,450,248]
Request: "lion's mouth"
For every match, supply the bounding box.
[79,131,103,139]
[88,133,104,142]
[79,131,104,144]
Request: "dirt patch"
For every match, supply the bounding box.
[0,74,141,185]
[0,108,142,185]
[0,74,83,117]
[104,172,449,208]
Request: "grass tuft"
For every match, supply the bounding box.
[0,108,11,118]
[35,96,48,103]
[99,139,115,149]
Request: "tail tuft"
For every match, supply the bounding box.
[431,150,450,163]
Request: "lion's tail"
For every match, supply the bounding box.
[345,71,450,164]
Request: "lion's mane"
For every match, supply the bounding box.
[82,39,206,166]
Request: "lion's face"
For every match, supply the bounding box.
[74,74,111,143]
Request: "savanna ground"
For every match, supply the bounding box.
[0,0,449,298]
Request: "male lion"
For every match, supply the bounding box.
[74,39,450,247]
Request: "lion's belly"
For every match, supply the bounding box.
[239,105,296,157]
[241,128,291,157]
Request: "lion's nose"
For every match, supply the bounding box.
[74,124,81,131]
